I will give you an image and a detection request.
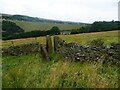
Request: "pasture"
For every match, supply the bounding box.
[2,30,119,88]
[10,20,82,32]
[2,30,119,48]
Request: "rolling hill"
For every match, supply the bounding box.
[9,20,85,32]
[2,14,87,32]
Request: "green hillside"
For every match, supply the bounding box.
[9,20,83,32]
[2,14,86,32]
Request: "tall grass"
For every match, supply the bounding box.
[2,54,118,88]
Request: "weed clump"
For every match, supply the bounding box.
[89,38,104,47]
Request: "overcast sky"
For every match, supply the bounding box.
[0,0,119,23]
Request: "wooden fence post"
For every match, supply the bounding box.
[54,36,60,52]
[40,44,49,61]
[46,35,53,54]
[11,41,14,46]
[35,37,37,43]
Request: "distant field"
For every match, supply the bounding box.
[2,30,119,48]
[59,30,119,46]
[2,36,46,48]
[9,20,82,32]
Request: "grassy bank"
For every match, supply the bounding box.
[2,54,118,88]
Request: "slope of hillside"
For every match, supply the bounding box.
[2,13,87,32]
[2,14,86,25]
[10,20,83,32]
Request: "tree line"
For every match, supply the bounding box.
[71,21,120,34]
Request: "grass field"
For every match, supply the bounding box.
[9,20,82,32]
[2,54,118,88]
[2,36,46,48]
[2,30,119,88]
[2,30,119,48]
[59,30,119,46]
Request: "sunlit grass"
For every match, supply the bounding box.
[59,30,119,46]
[2,30,119,48]
[2,36,46,48]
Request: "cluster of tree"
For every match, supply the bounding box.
[2,21,60,40]
[2,20,24,39]
[71,21,120,34]
[90,21,119,32]
[4,26,60,40]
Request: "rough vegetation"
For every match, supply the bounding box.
[2,54,119,88]
[2,31,119,88]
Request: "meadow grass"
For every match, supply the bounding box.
[2,54,118,88]
[59,30,119,46]
[2,30,119,88]
[2,30,119,48]
[2,36,46,48]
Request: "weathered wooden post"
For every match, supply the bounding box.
[35,37,37,43]
[46,35,53,54]
[11,41,14,46]
[40,44,49,60]
[54,36,60,52]
[54,36,66,53]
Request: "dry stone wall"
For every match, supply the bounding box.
[2,42,41,56]
[2,35,120,65]
[54,36,120,65]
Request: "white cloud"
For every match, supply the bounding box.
[0,0,119,23]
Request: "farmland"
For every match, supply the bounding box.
[60,30,119,46]
[2,30,119,88]
[9,20,83,32]
[2,30,119,48]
